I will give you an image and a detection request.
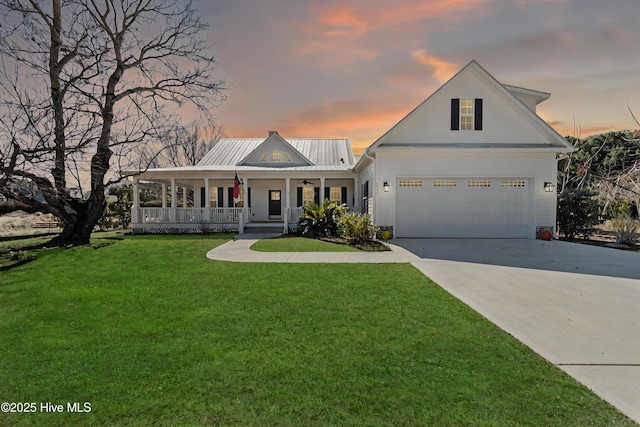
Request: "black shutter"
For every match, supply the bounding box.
[296,187,303,207]
[474,98,483,130]
[228,188,234,207]
[341,187,348,204]
[248,188,251,208]
[324,187,330,202]
[314,187,320,205]
[217,187,223,208]
[451,98,460,130]
[200,187,205,208]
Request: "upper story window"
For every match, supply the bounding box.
[451,98,483,131]
[261,149,292,162]
[460,99,473,130]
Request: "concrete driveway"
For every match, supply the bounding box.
[395,239,640,424]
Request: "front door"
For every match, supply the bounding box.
[269,190,281,219]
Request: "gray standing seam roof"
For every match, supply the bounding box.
[197,138,355,167]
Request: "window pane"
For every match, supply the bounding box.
[303,187,314,205]
[330,187,341,202]
[209,187,218,207]
[460,99,473,130]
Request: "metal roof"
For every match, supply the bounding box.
[197,137,355,167]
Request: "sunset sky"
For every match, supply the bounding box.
[197,0,639,153]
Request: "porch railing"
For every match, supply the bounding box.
[210,207,242,223]
[287,206,305,223]
[137,207,243,224]
[140,207,170,223]
[176,208,205,223]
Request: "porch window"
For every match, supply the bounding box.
[228,186,245,207]
[330,187,341,203]
[209,187,218,207]
[303,187,314,205]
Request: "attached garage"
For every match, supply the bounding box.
[395,177,532,238]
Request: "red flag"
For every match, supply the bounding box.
[233,172,240,205]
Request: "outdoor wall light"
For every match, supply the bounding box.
[544,182,555,192]
[383,181,390,192]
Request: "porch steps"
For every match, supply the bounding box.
[236,223,285,240]
[243,227,284,234]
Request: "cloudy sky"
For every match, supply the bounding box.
[196,0,639,153]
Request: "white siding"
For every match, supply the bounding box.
[358,161,375,216]
[381,71,557,147]
[374,151,557,238]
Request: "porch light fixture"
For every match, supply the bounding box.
[544,182,555,193]
[383,181,390,192]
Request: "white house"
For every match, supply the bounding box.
[129,60,574,238]
[129,131,357,233]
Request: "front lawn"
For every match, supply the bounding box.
[0,235,633,426]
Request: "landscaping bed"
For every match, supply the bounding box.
[317,236,390,251]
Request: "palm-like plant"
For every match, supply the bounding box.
[298,200,346,237]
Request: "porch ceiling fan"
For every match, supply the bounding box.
[300,180,316,185]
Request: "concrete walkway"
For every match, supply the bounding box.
[206,238,420,263]
[206,237,640,424]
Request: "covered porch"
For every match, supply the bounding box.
[129,171,356,234]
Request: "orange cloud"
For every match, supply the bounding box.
[411,50,459,83]
[308,6,369,37]
[268,96,415,153]
[296,0,495,71]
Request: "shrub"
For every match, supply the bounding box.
[339,212,378,243]
[557,189,602,238]
[98,199,132,231]
[298,200,346,238]
[611,213,638,246]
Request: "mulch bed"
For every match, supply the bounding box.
[318,237,391,252]
[558,234,638,250]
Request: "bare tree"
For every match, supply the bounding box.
[0,0,224,245]
[147,125,225,168]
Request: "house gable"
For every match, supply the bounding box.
[238,131,313,167]
[368,60,573,152]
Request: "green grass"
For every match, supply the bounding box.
[0,234,634,426]
[251,236,361,252]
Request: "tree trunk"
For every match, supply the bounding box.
[49,196,106,246]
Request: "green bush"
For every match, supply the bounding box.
[97,188,132,231]
[339,212,378,243]
[557,189,602,238]
[297,200,346,238]
[606,200,631,219]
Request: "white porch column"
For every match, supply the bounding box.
[161,184,167,209]
[132,178,140,224]
[284,177,291,234]
[320,177,325,203]
[182,187,188,208]
[204,178,211,222]
[170,178,177,223]
[243,177,250,223]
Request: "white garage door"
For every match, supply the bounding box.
[396,178,531,238]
